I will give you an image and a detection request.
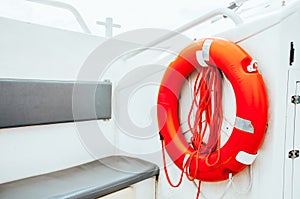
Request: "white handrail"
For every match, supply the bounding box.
[27,0,91,34]
[125,8,243,60]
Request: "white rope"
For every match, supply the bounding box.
[231,165,253,194]
[192,173,232,199]
[217,173,233,199]
[192,165,253,198]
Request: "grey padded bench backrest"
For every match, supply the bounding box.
[0,156,160,199]
[0,79,112,128]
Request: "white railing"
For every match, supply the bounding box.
[125,7,243,60]
[27,0,91,34]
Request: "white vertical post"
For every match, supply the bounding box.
[96,17,121,38]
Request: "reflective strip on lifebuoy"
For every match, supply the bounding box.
[157,38,268,182]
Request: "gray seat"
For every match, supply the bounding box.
[0,156,159,199]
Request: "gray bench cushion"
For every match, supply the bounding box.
[0,156,159,199]
[0,79,112,128]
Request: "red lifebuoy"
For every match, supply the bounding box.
[157,38,268,182]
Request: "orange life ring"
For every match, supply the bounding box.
[157,38,268,182]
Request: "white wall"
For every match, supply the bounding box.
[0,17,114,183]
